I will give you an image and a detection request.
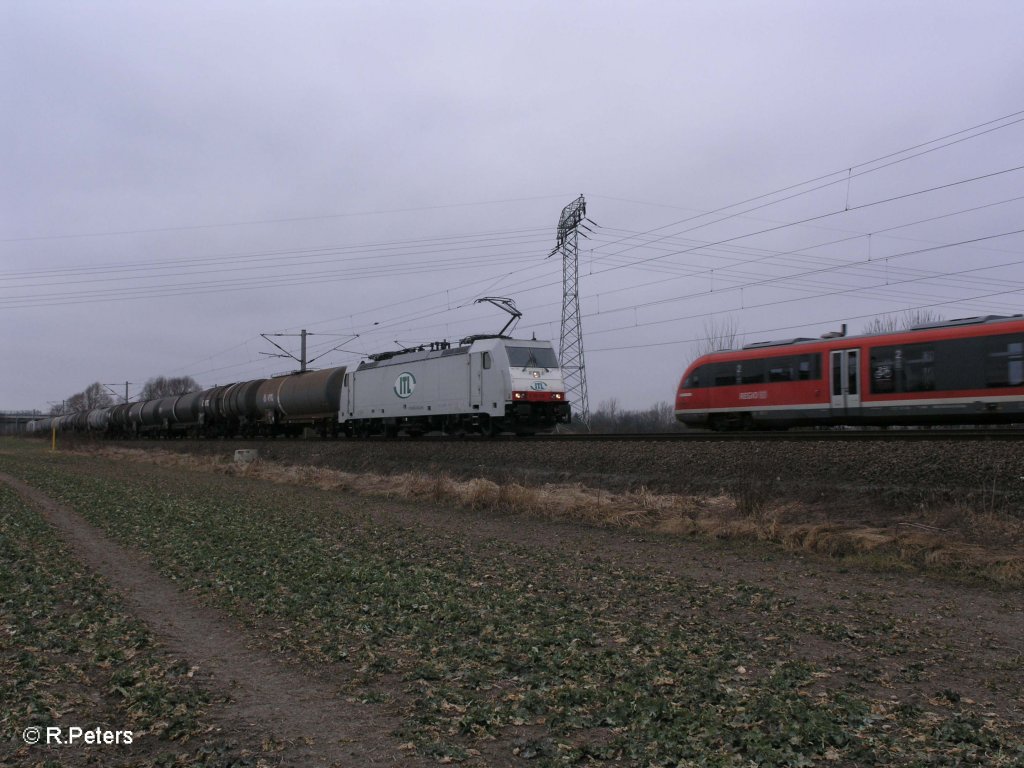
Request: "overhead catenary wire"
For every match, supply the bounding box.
[540,234,1024,344]
[583,109,1024,262]
[0,194,572,244]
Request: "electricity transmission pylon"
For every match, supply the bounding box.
[549,195,592,427]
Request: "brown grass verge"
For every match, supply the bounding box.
[74,447,1024,588]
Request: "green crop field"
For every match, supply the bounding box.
[1,440,1021,766]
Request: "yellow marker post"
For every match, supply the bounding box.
[51,423,56,452]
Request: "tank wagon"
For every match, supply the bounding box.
[38,333,571,440]
[676,314,1024,430]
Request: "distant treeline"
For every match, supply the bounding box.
[583,400,682,434]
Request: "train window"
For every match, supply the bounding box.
[482,352,491,370]
[870,352,895,393]
[713,362,739,386]
[683,364,707,388]
[767,355,794,382]
[870,344,934,392]
[903,346,935,391]
[506,346,559,369]
[700,353,820,388]
[797,354,820,380]
[740,360,765,384]
[847,350,859,395]
[985,338,1024,387]
[832,355,842,396]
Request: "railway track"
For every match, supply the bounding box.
[43,427,1024,447]
[506,428,1024,442]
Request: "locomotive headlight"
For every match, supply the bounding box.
[513,392,526,400]
[553,392,564,400]
[532,371,540,378]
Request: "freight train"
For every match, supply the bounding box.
[28,335,571,438]
[675,314,1024,430]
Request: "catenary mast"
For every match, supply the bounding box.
[550,195,591,427]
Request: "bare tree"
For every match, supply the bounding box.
[694,315,743,358]
[862,314,900,334]
[901,309,944,328]
[588,399,682,433]
[62,382,113,412]
[139,375,201,400]
[863,310,943,334]
[81,382,113,409]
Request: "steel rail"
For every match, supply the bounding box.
[489,429,1024,442]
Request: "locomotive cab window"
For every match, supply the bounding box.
[683,365,707,388]
[482,352,491,370]
[506,346,558,369]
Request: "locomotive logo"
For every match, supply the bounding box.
[529,381,549,391]
[394,372,416,398]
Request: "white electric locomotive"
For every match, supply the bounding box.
[340,335,570,436]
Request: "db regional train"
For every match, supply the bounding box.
[675,314,1024,430]
[28,335,570,439]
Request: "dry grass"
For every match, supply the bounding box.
[78,446,1024,588]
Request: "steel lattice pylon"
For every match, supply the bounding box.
[552,195,590,427]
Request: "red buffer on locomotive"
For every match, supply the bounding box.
[675,314,1024,430]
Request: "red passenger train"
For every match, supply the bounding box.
[675,314,1024,430]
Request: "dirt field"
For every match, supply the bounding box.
[1,438,1022,766]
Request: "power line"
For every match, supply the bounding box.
[586,290,1024,354]
[554,230,1024,343]
[0,226,552,280]
[0,194,571,244]
[586,163,1024,278]
[585,108,1024,261]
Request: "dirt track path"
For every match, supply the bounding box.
[0,471,426,767]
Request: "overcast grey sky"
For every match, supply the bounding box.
[3,1,1023,412]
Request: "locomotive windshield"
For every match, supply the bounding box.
[506,346,559,370]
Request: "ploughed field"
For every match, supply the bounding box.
[137,434,1024,534]
[1,437,1022,766]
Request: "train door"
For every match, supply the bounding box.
[829,349,861,414]
[469,353,483,408]
[339,372,351,419]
